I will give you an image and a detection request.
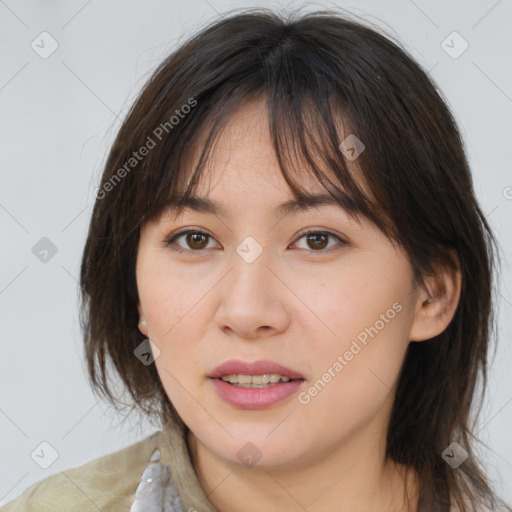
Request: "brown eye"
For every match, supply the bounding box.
[294,230,346,252]
[305,233,329,250]
[186,232,209,250]
[165,229,217,253]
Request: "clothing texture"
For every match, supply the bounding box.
[1,423,217,512]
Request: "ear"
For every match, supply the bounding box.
[409,249,462,342]
[137,303,148,336]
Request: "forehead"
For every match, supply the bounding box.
[152,95,379,230]
[178,97,366,196]
[182,97,286,185]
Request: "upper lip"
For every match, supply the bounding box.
[209,359,305,380]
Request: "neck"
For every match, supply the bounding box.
[187,423,418,512]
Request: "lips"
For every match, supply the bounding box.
[208,359,305,380]
[208,359,305,409]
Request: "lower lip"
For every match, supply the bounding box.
[210,378,304,409]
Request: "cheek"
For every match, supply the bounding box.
[138,263,211,340]
[151,314,206,422]
[292,259,409,352]
[295,323,409,447]
[295,263,412,413]
[137,265,207,388]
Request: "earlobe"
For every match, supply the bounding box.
[137,303,148,336]
[408,250,462,343]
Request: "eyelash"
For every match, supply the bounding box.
[163,228,347,255]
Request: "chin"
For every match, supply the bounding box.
[199,429,313,470]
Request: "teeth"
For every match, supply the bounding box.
[220,374,292,387]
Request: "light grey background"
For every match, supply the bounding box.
[1,0,511,505]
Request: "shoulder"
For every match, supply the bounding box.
[1,430,165,512]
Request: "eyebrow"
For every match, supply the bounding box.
[162,193,362,219]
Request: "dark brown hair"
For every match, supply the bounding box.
[79,7,509,511]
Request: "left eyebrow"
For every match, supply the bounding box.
[162,193,362,219]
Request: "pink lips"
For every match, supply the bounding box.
[209,359,305,410]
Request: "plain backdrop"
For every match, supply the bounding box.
[1,0,511,505]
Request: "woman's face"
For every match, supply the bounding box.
[136,98,424,470]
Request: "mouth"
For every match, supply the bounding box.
[218,373,300,388]
[208,360,305,409]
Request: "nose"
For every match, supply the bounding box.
[213,248,291,340]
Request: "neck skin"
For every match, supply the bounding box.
[186,405,419,512]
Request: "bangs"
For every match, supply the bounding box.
[141,85,396,241]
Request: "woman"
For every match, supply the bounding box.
[4,7,510,512]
